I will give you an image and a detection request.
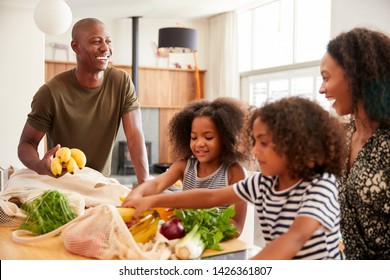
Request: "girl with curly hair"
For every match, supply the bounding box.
[319,27,390,259]
[124,96,348,259]
[122,97,251,233]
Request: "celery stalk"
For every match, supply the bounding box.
[175,224,205,260]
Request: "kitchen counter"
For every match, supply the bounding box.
[0,226,258,260]
[0,226,88,260]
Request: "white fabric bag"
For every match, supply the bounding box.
[12,204,171,260]
[0,189,85,227]
[3,168,130,207]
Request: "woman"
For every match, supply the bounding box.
[319,27,390,259]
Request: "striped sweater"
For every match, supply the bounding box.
[234,172,343,259]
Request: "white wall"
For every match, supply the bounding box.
[0,5,45,169]
[331,0,390,36]
[45,17,207,69]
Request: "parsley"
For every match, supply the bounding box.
[20,190,77,235]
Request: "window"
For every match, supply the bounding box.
[238,0,331,72]
[247,64,335,114]
[251,0,294,69]
[294,0,331,62]
[238,0,331,111]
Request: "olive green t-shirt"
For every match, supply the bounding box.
[27,67,140,176]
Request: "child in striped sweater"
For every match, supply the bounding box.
[124,97,348,259]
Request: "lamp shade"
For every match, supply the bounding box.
[158,27,197,53]
[34,0,72,35]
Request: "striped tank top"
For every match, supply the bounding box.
[182,157,230,191]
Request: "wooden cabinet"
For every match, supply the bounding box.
[45,61,205,108]
[111,65,205,163]
[45,60,205,163]
[45,61,76,82]
[115,65,205,108]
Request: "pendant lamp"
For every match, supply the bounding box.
[158,27,197,53]
[34,0,73,35]
[158,27,201,100]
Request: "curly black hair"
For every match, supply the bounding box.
[327,27,390,127]
[245,97,348,179]
[168,97,250,164]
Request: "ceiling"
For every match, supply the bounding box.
[0,0,262,20]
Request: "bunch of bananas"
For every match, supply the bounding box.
[51,147,87,176]
[117,207,161,243]
[119,196,173,222]
[130,212,160,243]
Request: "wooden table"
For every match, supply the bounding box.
[0,226,249,260]
[0,226,88,260]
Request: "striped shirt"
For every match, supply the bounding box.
[182,157,230,191]
[233,172,343,259]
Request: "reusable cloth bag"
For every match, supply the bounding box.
[0,189,85,227]
[2,167,130,207]
[0,167,128,227]
[12,204,171,260]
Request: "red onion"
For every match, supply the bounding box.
[160,217,185,240]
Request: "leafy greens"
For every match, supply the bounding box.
[174,206,238,250]
[20,190,77,235]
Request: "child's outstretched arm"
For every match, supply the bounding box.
[227,163,248,234]
[122,160,186,203]
[124,185,241,219]
[251,216,321,259]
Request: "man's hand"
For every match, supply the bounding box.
[18,122,64,177]
[37,145,62,177]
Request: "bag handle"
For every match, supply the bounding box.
[12,226,65,244]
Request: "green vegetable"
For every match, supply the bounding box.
[174,206,238,252]
[20,190,77,235]
[174,224,205,260]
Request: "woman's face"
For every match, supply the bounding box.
[319,52,353,116]
[190,116,223,164]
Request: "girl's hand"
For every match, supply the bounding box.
[121,194,140,208]
[121,196,154,219]
[122,187,143,203]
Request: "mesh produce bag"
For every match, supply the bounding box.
[0,199,25,227]
[12,204,171,260]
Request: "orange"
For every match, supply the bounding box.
[154,207,175,221]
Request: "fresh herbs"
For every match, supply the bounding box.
[174,206,238,251]
[20,190,77,235]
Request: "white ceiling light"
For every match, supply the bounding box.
[34,0,73,35]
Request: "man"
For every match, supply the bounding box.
[18,18,149,184]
